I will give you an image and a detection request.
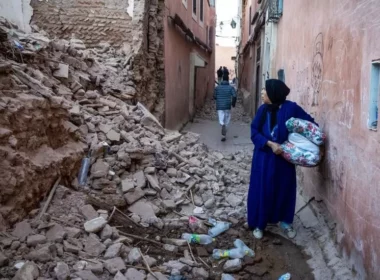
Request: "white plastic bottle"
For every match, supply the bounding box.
[208,218,231,237]
[212,248,245,260]
[234,239,255,257]
[221,274,235,280]
[181,233,214,245]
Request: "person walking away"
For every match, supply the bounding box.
[223,67,230,81]
[217,67,223,84]
[247,79,317,239]
[214,74,237,141]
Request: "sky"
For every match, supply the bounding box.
[215,0,240,47]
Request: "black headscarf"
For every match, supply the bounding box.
[260,79,290,132]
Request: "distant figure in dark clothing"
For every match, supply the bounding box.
[214,74,237,141]
[217,67,223,84]
[223,67,230,81]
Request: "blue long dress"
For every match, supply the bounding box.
[247,100,316,230]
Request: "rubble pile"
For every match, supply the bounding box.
[0,15,157,228]
[0,16,258,280]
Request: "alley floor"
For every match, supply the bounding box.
[183,97,355,280]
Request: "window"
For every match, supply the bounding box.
[249,6,252,35]
[256,45,261,62]
[193,0,197,18]
[278,0,284,15]
[182,0,187,8]
[368,61,380,130]
[200,0,204,23]
[278,69,285,82]
[208,26,214,48]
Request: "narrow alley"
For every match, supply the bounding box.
[0,0,380,279]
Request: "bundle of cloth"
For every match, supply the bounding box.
[281,118,326,167]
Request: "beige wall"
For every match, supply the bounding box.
[215,45,236,79]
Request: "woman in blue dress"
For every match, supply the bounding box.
[247,79,316,239]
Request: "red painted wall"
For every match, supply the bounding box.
[164,0,215,130]
[274,0,380,278]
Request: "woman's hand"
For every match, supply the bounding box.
[267,141,283,155]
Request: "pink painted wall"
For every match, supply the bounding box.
[274,0,380,278]
[164,0,215,129]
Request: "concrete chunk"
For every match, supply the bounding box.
[53,63,69,78]
[124,187,145,204]
[84,217,107,233]
[80,205,99,220]
[104,257,126,274]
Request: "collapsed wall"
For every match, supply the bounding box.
[30,0,165,121]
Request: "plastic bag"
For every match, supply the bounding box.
[281,141,321,167]
[288,133,319,154]
[285,118,326,145]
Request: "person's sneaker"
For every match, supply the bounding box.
[279,222,297,239]
[253,228,263,239]
[221,137,226,142]
[221,125,226,136]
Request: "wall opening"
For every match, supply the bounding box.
[200,0,204,23]
[278,68,285,82]
[193,0,197,18]
[368,61,380,130]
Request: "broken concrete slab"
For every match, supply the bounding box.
[84,234,106,257]
[26,235,47,247]
[104,243,123,259]
[223,259,242,272]
[80,205,99,220]
[121,178,135,193]
[12,221,33,242]
[134,171,146,188]
[53,63,69,78]
[104,257,126,274]
[91,160,110,178]
[84,217,107,233]
[13,261,39,280]
[26,246,51,263]
[46,224,67,243]
[145,174,160,191]
[124,187,145,205]
[128,200,156,221]
[54,262,70,280]
[125,268,146,280]
[107,130,121,142]
[75,270,100,280]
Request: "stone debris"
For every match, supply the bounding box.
[84,217,108,233]
[0,15,255,280]
[223,259,243,273]
[54,262,70,280]
[12,261,39,280]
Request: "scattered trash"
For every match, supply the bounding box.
[212,248,245,260]
[168,276,187,280]
[234,239,255,257]
[278,273,291,280]
[208,218,231,237]
[188,216,207,232]
[181,233,214,245]
[78,155,91,186]
[193,207,204,214]
[13,40,24,50]
[221,274,235,280]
